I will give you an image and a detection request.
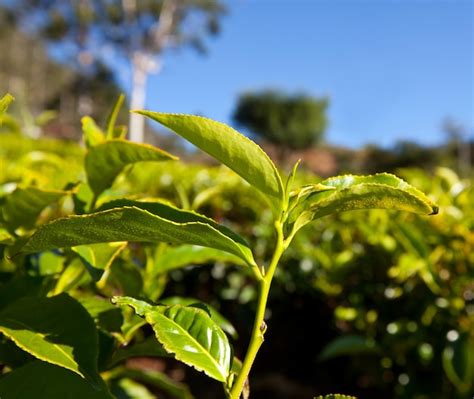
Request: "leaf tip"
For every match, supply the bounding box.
[430,204,439,215]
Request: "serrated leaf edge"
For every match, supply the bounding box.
[145,306,230,382]
[308,182,438,215]
[134,111,285,202]
[0,320,85,380]
[23,206,256,266]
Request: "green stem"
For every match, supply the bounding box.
[229,221,285,399]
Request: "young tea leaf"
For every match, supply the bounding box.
[289,173,438,233]
[106,94,125,139]
[82,116,105,148]
[147,305,232,382]
[161,296,238,339]
[136,111,285,211]
[111,296,153,316]
[0,93,14,115]
[72,242,127,281]
[113,298,232,382]
[85,140,177,196]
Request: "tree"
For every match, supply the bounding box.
[0,6,124,139]
[233,90,329,152]
[3,0,226,142]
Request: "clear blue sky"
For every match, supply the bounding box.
[123,0,473,148]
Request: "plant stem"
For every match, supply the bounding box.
[229,221,285,399]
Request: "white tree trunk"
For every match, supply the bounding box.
[127,0,178,143]
[129,53,149,143]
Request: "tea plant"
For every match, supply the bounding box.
[0,94,439,398]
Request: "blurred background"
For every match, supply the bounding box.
[0,0,473,398]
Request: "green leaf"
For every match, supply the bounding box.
[0,93,14,115]
[53,258,88,294]
[161,296,238,339]
[289,173,438,232]
[111,377,155,399]
[147,305,232,382]
[0,294,100,385]
[85,140,177,196]
[0,276,45,311]
[115,368,194,399]
[111,296,154,316]
[23,201,256,266]
[318,335,381,361]
[137,111,285,210]
[114,297,232,382]
[153,245,246,275]
[76,295,123,333]
[109,336,170,367]
[72,241,127,281]
[108,260,144,297]
[0,361,113,399]
[0,337,35,368]
[0,228,14,244]
[35,251,64,275]
[442,334,474,394]
[82,116,105,148]
[106,94,125,139]
[1,186,69,230]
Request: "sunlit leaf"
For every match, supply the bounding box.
[85,140,177,196]
[0,294,100,385]
[161,296,238,339]
[106,94,125,139]
[0,93,14,116]
[72,241,127,281]
[82,116,105,148]
[137,111,285,211]
[113,296,232,382]
[23,201,256,266]
[289,173,438,232]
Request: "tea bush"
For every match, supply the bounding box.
[0,94,469,399]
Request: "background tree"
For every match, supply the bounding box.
[233,90,329,154]
[3,0,226,142]
[0,7,123,139]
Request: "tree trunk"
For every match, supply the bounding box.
[129,52,149,143]
[127,0,178,143]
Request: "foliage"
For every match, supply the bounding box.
[3,0,227,141]
[5,0,225,62]
[0,94,455,399]
[0,9,125,139]
[233,90,329,150]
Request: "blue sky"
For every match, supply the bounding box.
[122,0,473,148]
